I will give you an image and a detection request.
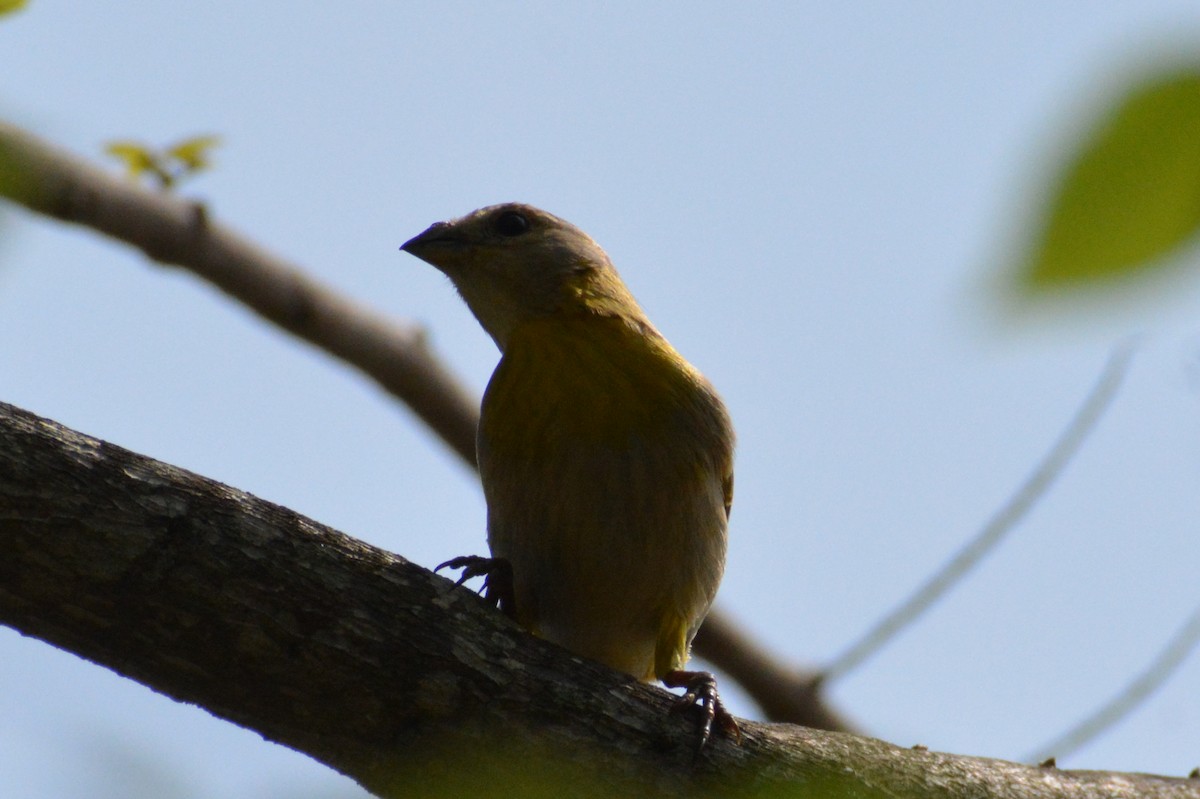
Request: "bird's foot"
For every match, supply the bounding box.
[662,669,742,751]
[435,555,516,619]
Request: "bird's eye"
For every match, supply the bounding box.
[494,210,529,237]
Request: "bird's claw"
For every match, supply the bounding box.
[663,669,741,751]
[435,555,517,619]
[436,555,493,585]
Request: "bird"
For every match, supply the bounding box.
[401,203,737,746]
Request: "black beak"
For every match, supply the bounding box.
[400,221,460,254]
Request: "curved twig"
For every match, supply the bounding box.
[1026,604,1200,763]
[820,342,1136,685]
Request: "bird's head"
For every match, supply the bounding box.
[401,203,646,350]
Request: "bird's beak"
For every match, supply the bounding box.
[400,221,464,259]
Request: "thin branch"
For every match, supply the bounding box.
[2,400,1196,798]
[0,120,479,467]
[0,119,853,732]
[1026,604,1200,764]
[820,341,1136,684]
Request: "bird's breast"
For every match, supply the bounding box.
[475,315,733,679]
[480,316,722,455]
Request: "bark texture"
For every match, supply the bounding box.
[2,402,1197,798]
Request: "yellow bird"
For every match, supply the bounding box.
[402,203,737,743]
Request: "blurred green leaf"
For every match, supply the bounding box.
[104,141,159,179]
[0,0,28,18]
[167,134,221,171]
[0,131,36,205]
[1019,67,1200,291]
[104,134,221,190]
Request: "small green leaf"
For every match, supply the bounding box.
[104,141,158,179]
[167,134,221,172]
[0,0,29,18]
[1019,68,1200,291]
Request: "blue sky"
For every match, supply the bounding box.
[3,3,1200,796]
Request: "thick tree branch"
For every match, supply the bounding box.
[2,401,1196,797]
[0,119,843,732]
